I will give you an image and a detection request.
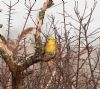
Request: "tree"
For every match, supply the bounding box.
[0,0,100,89]
[0,0,54,89]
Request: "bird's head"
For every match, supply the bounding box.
[48,36,54,40]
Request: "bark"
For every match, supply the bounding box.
[12,74,23,89]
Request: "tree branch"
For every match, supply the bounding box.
[0,0,55,76]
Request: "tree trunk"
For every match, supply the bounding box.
[12,74,23,89]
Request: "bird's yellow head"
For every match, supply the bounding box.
[48,36,54,40]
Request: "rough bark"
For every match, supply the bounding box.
[12,75,23,89]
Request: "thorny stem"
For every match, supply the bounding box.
[3,0,19,46]
[62,0,71,89]
[76,19,82,89]
[23,0,36,31]
[7,1,12,45]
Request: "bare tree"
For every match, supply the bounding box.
[0,0,100,89]
[0,0,54,89]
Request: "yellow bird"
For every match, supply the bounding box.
[44,36,56,55]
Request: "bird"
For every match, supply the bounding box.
[44,36,56,55]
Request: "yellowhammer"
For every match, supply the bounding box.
[44,36,56,55]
